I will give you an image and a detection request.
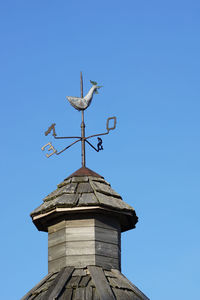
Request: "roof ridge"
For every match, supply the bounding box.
[88,177,101,205]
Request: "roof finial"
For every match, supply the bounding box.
[41,72,117,167]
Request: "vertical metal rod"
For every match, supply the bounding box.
[80,72,86,167]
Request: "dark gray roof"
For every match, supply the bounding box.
[31,167,138,232]
[21,266,149,300]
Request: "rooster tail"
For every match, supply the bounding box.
[90,80,103,94]
[90,80,98,85]
[90,80,103,88]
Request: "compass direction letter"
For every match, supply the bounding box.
[45,123,57,137]
[41,142,57,158]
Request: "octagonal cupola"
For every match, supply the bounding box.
[31,166,138,273]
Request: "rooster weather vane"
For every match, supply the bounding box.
[41,72,116,167]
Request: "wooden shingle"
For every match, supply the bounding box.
[22,267,149,300]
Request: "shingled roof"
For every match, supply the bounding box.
[31,167,138,232]
[22,167,150,299]
[21,266,149,300]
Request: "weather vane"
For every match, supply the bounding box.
[41,72,116,167]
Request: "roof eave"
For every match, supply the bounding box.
[31,206,138,232]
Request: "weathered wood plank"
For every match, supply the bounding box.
[79,275,91,287]
[93,288,101,300]
[21,273,53,300]
[95,215,120,231]
[65,255,95,268]
[71,176,89,183]
[44,188,62,201]
[59,288,73,300]
[88,266,115,300]
[108,276,131,289]
[49,216,119,235]
[125,290,139,300]
[48,220,66,233]
[78,193,98,206]
[41,266,74,300]
[29,290,46,300]
[72,269,87,277]
[95,227,119,245]
[95,241,119,258]
[49,255,96,271]
[50,240,119,258]
[95,192,132,211]
[65,218,94,228]
[66,241,95,256]
[32,279,53,294]
[111,269,150,300]
[88,278,95,288]
[45,194,77,207]
[76,182,93,193]
[104,270,117,278]
[96,255,119,270]
[48,228,66,247]
[85,286,93,300]
[48,256,66,273]
[90,177,109,184]
[47,272,59,281]
[67,276,81,288]
[59,183,77,194]
[65,226,95,241]
[45,183,77,200]
[91,180,121,198]
[73,287,86,300]
[48,242,66,262]
[112,287,134,300]
[89,176,110,185]
[57,178,71,188]
[49,224,118,244]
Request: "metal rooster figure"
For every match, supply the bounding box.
[67,80,102,111]
[41,72,116,167]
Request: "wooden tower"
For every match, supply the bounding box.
[21,166,149,300]
[22,73,149,299]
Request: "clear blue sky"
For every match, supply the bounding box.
[0,1,199,299]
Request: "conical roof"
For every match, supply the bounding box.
[31,167,138,232]
[21,266,149,300]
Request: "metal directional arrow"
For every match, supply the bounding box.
[41,72,117,166]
